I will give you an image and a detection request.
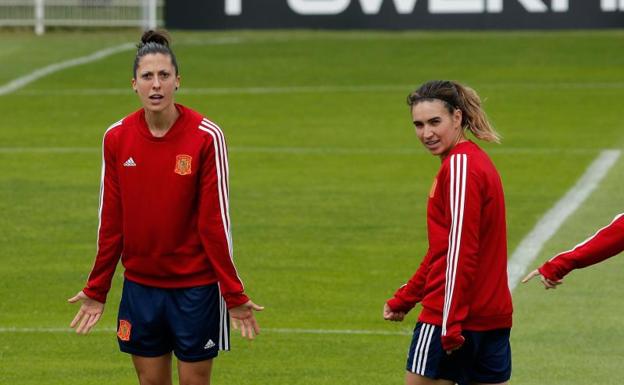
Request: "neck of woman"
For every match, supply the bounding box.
[145,104,179,138]
[440,134,468,161]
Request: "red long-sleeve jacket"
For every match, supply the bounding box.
[538,213,624,281]
[82,104,249,309]
[387,141,513,350]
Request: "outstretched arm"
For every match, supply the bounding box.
[523,213,624,288]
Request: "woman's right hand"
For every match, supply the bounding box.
[383,302,405,322]
[68,291,105,334]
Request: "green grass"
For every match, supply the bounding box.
[1,29,624,384]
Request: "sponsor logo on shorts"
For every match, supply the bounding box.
[174,154,192,175]
[117,319,132,341]
[204,339,216,349]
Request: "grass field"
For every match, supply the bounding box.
[1,29,624,384]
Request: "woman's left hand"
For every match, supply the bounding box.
[230,300,264,339]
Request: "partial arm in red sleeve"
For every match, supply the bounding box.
[441,154,481,351]
[539,213,624,281]
[198,128,249,309]
[387,250,432,313]
[83,129,124,304]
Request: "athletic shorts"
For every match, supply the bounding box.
[406,322,511,385]
[117,279,230,362]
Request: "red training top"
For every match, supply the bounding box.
[387,141,513,351]
[538,213,624,281]
[83,104,249,309]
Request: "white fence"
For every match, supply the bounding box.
[0,0,163,34]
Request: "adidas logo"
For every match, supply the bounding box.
[123,157,137,167]
[204,339,216,349]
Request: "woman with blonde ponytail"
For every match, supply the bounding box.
[384,81,512,385]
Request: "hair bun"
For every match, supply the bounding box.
[140,30,170,47]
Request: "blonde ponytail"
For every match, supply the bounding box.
[452,82,500,143]
[407,80,501,143]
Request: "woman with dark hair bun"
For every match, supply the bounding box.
[384,81,513,385]
[68,29,263,385]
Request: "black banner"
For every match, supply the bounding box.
[165,0,624,30]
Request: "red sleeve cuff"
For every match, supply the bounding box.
[441,333,465,351]
[538,262,565,281]
[386,297,412,313]
[82,287,107,304]
[223,292,250,309]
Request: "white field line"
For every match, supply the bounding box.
[12,82,624,96]
[178,37,244,46]
[0,327,411,336]
[507,149,621,291]
[0,146,608,156]
[0,43,134,96]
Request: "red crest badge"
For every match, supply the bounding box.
[175,154,192,175]
[117,319,131,341]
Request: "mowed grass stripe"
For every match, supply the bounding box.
[0,327,411,336]
[0,146,608,155]
[13,81,624,96]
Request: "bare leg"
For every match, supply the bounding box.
[178,358,213,385]
[406,371,455,385]
[131,353,173,385]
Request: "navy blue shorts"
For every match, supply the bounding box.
[117,279,230,362]
[406,322,511,385]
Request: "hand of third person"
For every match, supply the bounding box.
[522,269,563,289]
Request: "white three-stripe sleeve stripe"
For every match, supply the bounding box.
[199,119,233,252]
[201,119,230,211]
[443,156,456,335]
[197,120,243,285]
[548,213,624,262]
[200,120,231,235]
[442,154,467,336]
[450,156,467,317]
[88,119,123,281]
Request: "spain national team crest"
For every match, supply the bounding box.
[117,319,131,341]
[175,154,192,175]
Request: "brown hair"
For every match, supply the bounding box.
[406,80,500,143]
[133,29,179,78]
